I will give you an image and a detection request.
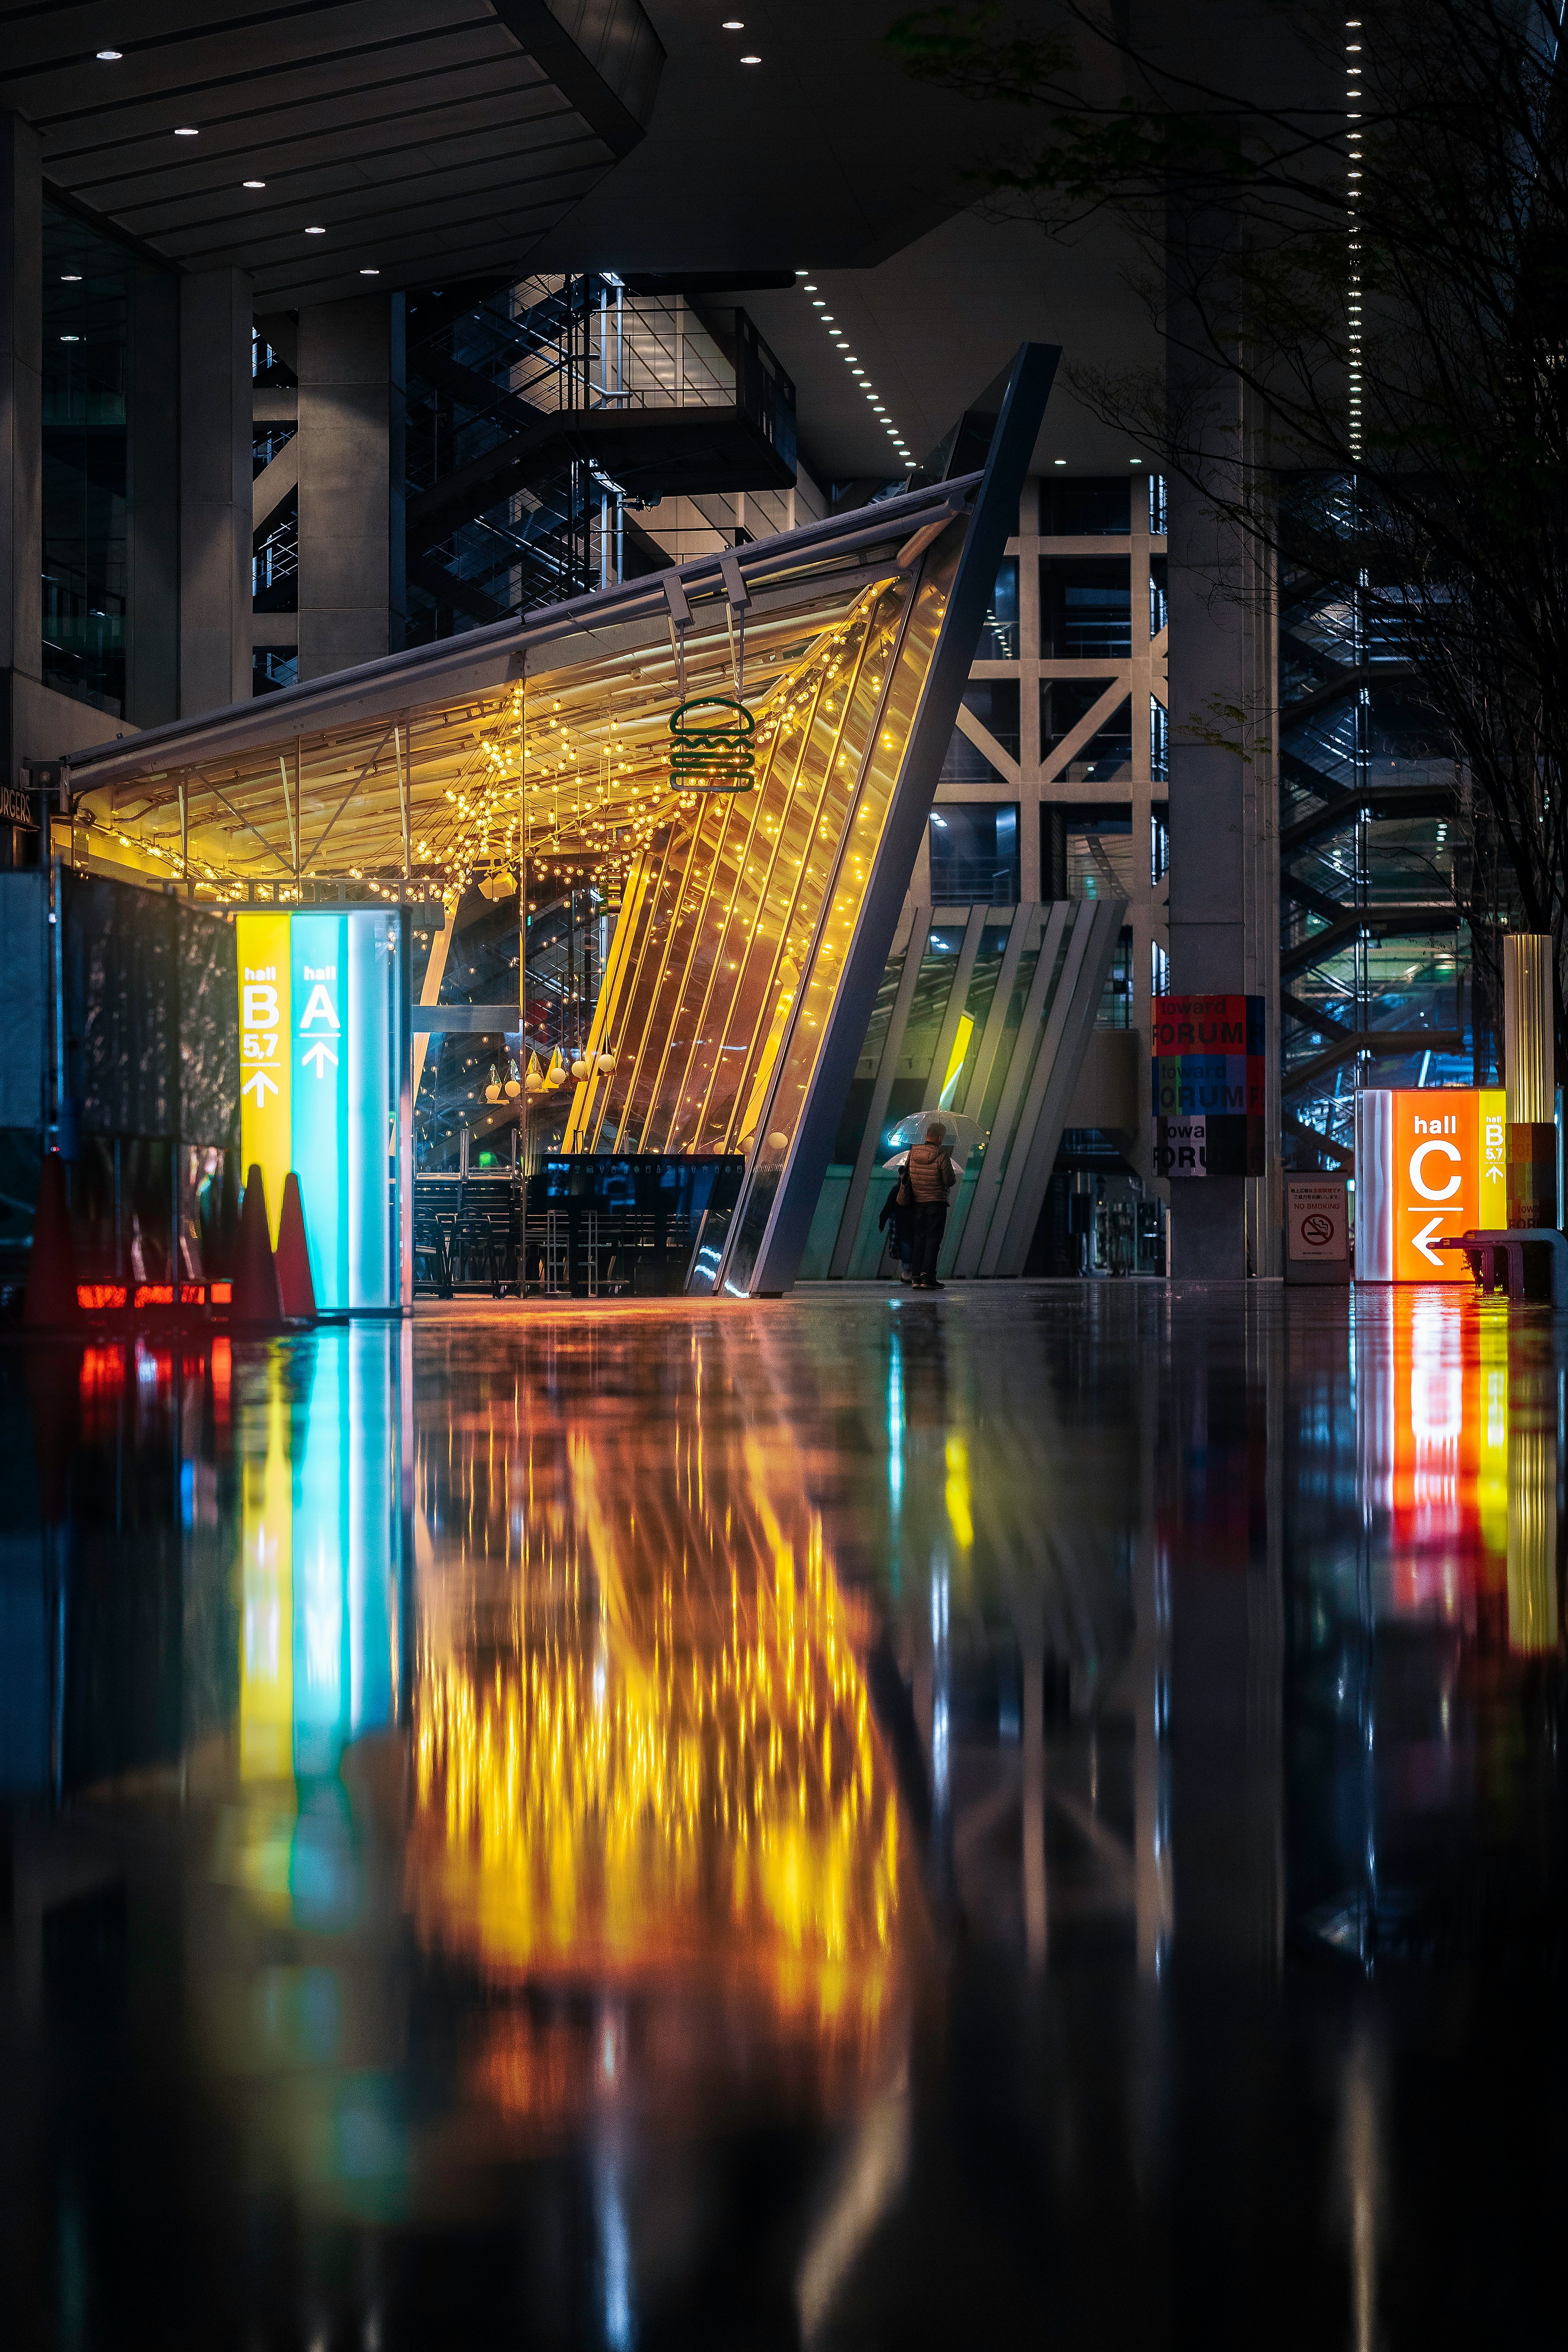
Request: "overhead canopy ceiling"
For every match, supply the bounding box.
[0,0,664,307]
[65,476,976,898]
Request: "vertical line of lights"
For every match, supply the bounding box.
[1346,18,1363,462]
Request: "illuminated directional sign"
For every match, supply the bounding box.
[1354,1087,1506,1280]
[236,909,403,1309]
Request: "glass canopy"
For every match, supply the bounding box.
[62,344,1055,1293]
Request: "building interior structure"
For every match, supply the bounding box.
[0,4,1563,2347]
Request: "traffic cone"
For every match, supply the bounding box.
[214,1150,239,1276]
[229,1165,284,1329]
[275,1172,317,1322]
[23,1151,83,1330]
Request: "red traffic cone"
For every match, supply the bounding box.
[275,1172,317,1322]
[24,1151,83,1330]
[229,1164,285,1329]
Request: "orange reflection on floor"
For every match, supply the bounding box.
[1363,1294,1556,1651]
[408,1375,915,2132]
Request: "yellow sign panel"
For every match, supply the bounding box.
[236,912,293,1245]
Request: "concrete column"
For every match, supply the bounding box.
[179,268,253,716]
[0,111,43,775]
[296,295,405,680]
[1165,290,1281,1278]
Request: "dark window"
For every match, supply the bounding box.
[1149,473,1168,535]
[253,491,298,612]
[42,203,131,715]
[1099,924,1135,1027]
[1042,803,1134,902]
[976,558,1018,659]
[253,647,298,696]
[942,681,1020,780]
[1040,476,1130,535]
[929,803,1020,905]
[1040,557,1131,658]
[1149,554,1167,637]
[1152,800,1169,884]
[253,421,297,478]
[1042,682,1131,783]
[962,679,1020,755]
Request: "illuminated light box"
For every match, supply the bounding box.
[1354,1087,1506,1280]
[237,908,405,1310]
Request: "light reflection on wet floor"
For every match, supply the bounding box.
[2,1283,1567,2346]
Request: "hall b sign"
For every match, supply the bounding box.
[236,909,401,1310]
[1354,1087,1506,1281]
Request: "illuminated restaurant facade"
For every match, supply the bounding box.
[42,348,1098,1301]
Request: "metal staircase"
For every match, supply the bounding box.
[403,274,797,643]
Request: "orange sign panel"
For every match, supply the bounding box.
[1388,1088,1506,1279]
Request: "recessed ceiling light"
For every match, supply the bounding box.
[1129,457,1142,465]
[1054,457,1067,466]
[96,49,122,61]
[795,268,808,276]
[60,334,80,343]
[740,54,761,64]
[305,225,326,234]
[174,125,198,136]
[243,178,265,188]
[61,273,82,282]
[360,267,380,275]
[811,300,825,307]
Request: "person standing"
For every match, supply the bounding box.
[904,1121,958,1290]
[878,1152,913,1282]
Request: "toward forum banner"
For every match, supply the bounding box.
[1151,993,1266,1178]
[237,909,401,1309]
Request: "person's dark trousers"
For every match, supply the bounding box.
[910,1200,947,1284]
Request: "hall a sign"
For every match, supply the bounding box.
[236,909,402,1310]
[1151,993,1265,1178]
[1354,1087,1506,1280]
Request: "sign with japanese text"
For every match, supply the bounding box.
[1287,1177,1349,1262]
[1151,993,1265,1177]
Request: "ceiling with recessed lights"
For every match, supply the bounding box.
[0,0,1159,480]
[0,0,666,308]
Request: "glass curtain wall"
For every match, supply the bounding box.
[42,204,132,715]
[42,200,177,725]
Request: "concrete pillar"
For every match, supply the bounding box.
[1503,933,1555,1227]
[179,268,253,716]
[296,295,405,681]
[1165,410,1281,1279]
[0,112,43,777]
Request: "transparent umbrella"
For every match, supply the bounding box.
[882,1109,984,1162]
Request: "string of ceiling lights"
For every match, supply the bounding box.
[1346,16,1363,462]
[795,272,916,473]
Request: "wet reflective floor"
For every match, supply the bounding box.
[3,1282,1567,2347]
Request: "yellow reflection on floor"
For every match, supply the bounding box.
[408,1362,918,2126]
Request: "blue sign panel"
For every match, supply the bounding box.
[237,906,402,1310]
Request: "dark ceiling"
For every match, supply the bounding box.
[0,0,665,307]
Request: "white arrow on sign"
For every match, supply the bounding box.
[1411,1214,1449,1269]
[241,1068,279,1104]
[301,1039,339,1079]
